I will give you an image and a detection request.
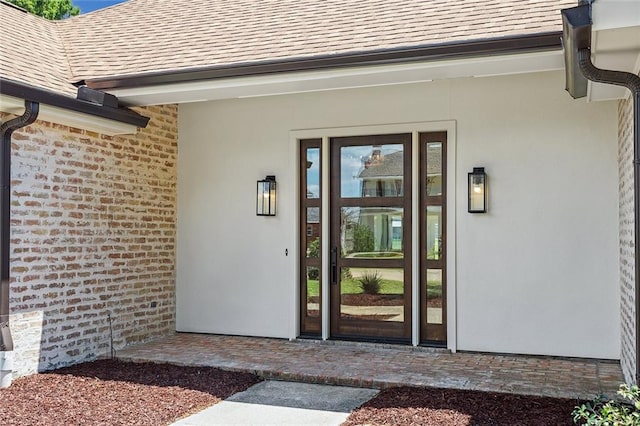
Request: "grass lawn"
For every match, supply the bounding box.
[306,277,442,297]
[350,252,403,258]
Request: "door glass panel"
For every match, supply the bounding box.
[340,267,404,322]
[306,148,320,199]
[300,140,321,336]
[306,266,319,317]
[305,207,320,258]
[426,142,442,196]
[331,134,411,341]
[340,207,404,258]
[420,133,447,343]
[426,269,443,324]
[426,206,442,260]
[340,144,404,198]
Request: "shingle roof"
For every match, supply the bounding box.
[1,0,576,96]
[0,2,75,96]
[360,151,404,179]
[358,146,442,178]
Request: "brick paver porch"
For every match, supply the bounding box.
[117,333,623,400]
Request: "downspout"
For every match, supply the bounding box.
[0,100,39,387]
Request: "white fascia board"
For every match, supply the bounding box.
[592,0,640,31]
[0,94,138,135]
[111,50,563,106]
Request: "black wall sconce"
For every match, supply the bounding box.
[468,167,487,213]
[257,175,277,216]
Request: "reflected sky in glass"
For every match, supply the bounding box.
[306,148,320,198]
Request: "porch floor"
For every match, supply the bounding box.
[117,333,623,400]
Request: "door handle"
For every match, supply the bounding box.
[331,247,338,285]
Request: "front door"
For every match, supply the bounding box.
[299,131,448,344]
[329,134,412,341]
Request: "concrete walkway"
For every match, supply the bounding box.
[172,381,378,425]
[117,333,624,400]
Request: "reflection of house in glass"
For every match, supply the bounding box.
[341,147,404,255]
[341,207,403,255]
[343,144,444,257]
[358,144,442,196]
[359,146,403,197]
[306,207,320,239]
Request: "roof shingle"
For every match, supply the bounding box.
[0,2,75,96]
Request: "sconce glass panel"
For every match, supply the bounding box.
[468,168,486,213]
[257,176,277,216]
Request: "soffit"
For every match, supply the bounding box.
[589,0,640,101]
[108,50,564,106]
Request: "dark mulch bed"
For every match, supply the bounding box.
[0,359,260,426]
[341,294,405,306]
[308,295,443,308]
[344,386,578,426]
[341,313,397,320]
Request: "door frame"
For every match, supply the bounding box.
[289,121,457,351]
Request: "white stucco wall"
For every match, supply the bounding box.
[177,70,620,359]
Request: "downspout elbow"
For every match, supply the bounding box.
[577,48,640,94]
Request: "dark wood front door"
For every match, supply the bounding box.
[329,134,412,342]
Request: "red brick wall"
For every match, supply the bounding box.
[4,105,177,376]
[619,93,636,384]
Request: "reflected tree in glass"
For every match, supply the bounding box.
[341,207,404,258]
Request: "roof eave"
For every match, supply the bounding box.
[0,78,150,128]
[86,32,563,91]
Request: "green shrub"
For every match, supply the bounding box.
[306,267,319,281]
[307,238,320,279]
[358,270,382,295]
[353,224,374,253]
[307,237,320,258]
[573,384,640,425]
